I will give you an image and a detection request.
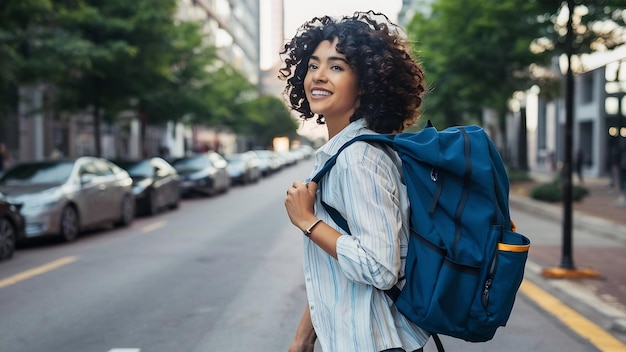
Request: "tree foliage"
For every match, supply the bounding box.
[50,0,186,155]
[240,95,299,148]
[139,20,221,125]
[531,0,626,55]
[407,0,551,128]
[1,0,298,156]
[406,0,626,128]
[0,0,58,114]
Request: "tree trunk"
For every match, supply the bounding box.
[92,78,102,157]
[93,106,101,157]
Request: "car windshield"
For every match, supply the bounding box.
[116,161,153,178]
[225,155,244,164]
[0,161,75,185]
[172,156,212,169]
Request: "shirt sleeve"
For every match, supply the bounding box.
[331,143,403,290]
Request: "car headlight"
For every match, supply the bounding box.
[21,190,62,213]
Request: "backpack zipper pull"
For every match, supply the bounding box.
[482,277,493,309]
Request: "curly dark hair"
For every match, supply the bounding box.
[279,11,426,133]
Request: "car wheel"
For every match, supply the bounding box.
[147,190,158,216]
[0,217,16,260]
[60,206,80,242]
[116,195,134,227]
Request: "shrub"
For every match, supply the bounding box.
[508,170,532,183]
[530,181,589,202]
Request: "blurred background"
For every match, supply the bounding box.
[1,0,626,181]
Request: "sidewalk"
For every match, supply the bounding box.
[509,171,626,339]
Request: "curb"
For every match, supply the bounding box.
[509,194,626,245]
[524,260,626,335]
[510,194,626,338]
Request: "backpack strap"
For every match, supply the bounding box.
[312,135,407,299]
[313,132,446,352]
[311,134,394,183]
[321,200,350,235]
[432,333,445,352]
[312,133,396,235]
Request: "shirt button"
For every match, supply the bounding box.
[310,306,314,310]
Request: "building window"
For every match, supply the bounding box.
[606,97,619,115]
[580,72,593,103]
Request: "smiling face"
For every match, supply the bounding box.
[304,38,360,132]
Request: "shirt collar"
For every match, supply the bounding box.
[317,119,373,158]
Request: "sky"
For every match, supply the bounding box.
[260,0,403,70]
[283,0,403,39]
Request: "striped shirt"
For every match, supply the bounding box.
[303,119,430,351]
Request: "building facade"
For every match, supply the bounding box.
[513,51,626,179]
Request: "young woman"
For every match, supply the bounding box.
[281,11,428,352]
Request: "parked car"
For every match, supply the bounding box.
[251,150,282,176]
[0,196,24,260]
[225,152,261,185]
[113,157,180,216]
[171,152,230,197]
[0,157,134,242]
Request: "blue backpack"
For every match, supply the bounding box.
[311,123,531,351]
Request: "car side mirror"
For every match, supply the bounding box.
[80,174,95,185]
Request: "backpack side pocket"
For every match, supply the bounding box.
[468,228,530,340]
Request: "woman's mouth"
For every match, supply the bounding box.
[311,89,331,97]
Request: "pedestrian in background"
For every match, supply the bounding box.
[608,142,620,191]
[0,142,11,174]
[617,137,626,206]
[575,148,585,184]
[281,11,429,352]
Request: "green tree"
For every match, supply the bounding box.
[139,20,221,126]
[406,0,626,128]
[49,0,184,156]
[531,1,626,55]
[199,64,258,130]
[407,0,550,128]
[0,0,60,127]
[240,95,299,148]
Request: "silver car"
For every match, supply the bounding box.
[0,157,134,242]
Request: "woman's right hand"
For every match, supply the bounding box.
[285,180,318,232]
[288,340,315,352]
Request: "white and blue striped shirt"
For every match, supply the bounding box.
[304,119,430,351]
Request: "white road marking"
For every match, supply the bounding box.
[141,220,166,233]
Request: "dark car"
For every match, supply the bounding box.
[0,196,24,260]
[225,151,261,185]
[113,157,181,216]
[171,152,230,197]
[0,157,134,242]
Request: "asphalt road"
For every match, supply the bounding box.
[0,157,620,352]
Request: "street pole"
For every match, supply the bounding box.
[561,0,575,270]
[542,1,600,280]
[518,99,529,171]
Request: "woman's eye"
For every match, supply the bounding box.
[308,63,318,70]
[331,65,343,71]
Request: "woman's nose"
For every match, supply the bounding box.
[311,68,327,82]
